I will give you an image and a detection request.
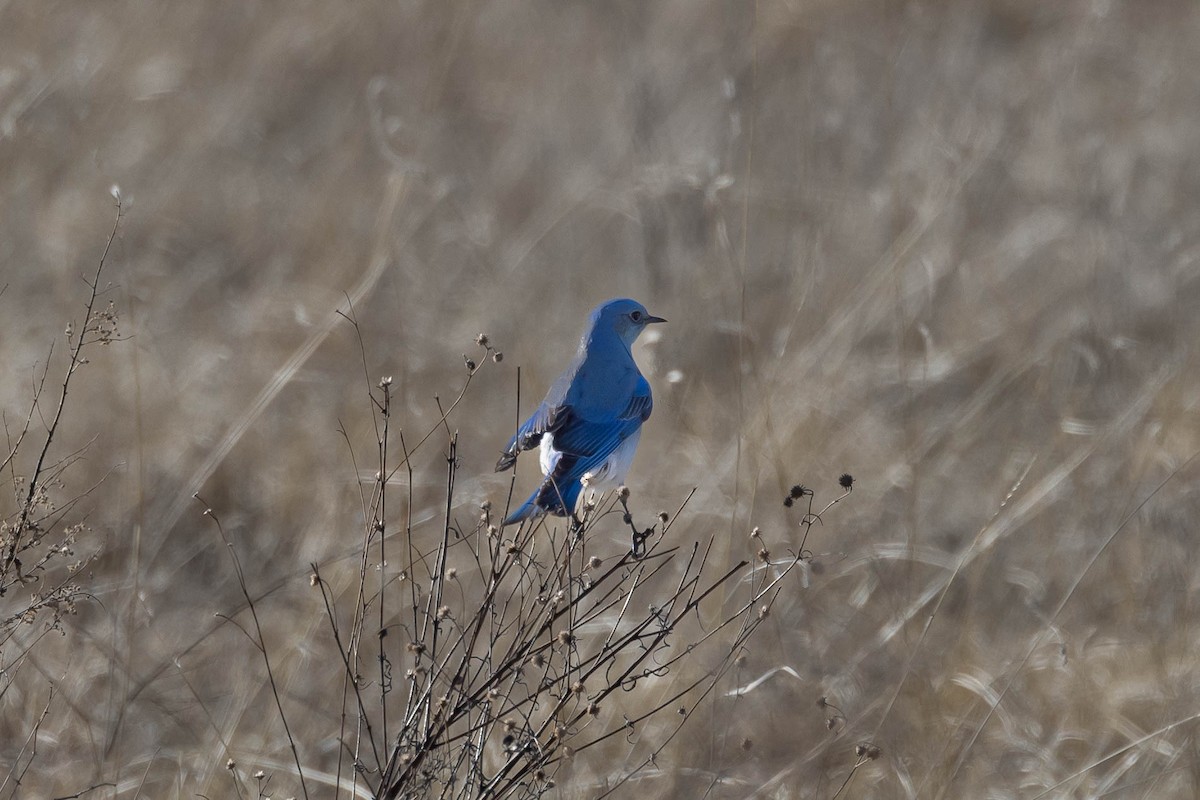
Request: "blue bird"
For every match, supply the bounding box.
[496,298,666,526]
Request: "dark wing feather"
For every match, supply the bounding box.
[495,355,582,472]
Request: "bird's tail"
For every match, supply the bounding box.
[502,479,582,527]
[502,489,542,526]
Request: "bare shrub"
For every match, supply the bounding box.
[0,196,123,790]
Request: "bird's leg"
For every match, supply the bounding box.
[618,492,654,558]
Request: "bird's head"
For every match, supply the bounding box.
[588,298,666,347]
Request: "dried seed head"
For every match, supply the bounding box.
[790,484,807,499]
[783,496,794,508]
[757,547,771,563]
[618,485,630,500]
[557,630,575,646]
[658,510,669,523]
[480,500,492,512]
[407,642,426,656]
[588,556,602,569]
[437,605,451,619]
[758,605,770,619]
[492,351,503,363]
[839,473,855,489]
[586,702,600,716]
[254,770,265,779]
[530,652,545,668]
[309,573,319,587]
[445,567,457,580]
[750,527,761,539]
[503,718,517,732]
[464,355,477,371]
[570,681,585,695]
[475,333,490,348]
[226,758,236,770]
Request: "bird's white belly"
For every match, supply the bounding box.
[539,433,562,476]
[538,429,641,490]
[583,429,641,490]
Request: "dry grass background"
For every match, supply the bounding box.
[3,0,1200,797]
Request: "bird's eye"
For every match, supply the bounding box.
[630,311,643,322]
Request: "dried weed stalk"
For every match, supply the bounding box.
[0,194,123,791]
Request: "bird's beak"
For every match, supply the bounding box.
[644,314,667,324]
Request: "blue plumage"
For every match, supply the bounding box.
[496,298,665,525]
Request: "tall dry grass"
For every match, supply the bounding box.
[4,1,1200,798]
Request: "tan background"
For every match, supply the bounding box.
[3,1,1200,797]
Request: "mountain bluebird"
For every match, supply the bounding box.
[496,298,665,526]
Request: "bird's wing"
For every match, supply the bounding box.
[495,355,581,472]
[502,376,653,522]
[554,376,651,453]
